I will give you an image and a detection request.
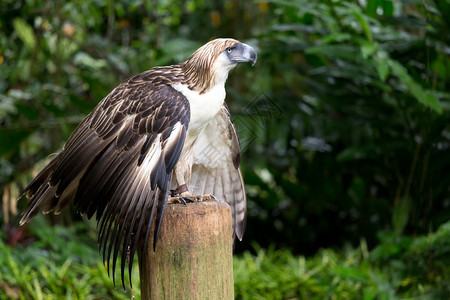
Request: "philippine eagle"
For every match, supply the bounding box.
[19,38,256,287]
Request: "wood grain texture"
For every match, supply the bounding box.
[139,201,234,300]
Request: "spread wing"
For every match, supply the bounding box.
[20,70,190,288]
[189,104,247,241]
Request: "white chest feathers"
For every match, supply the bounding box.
[171,82,226,135]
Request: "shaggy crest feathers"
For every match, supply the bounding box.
[181,38,239,93]
[125,38,239,94]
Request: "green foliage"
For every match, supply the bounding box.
[3,219,449,299]
[238,0,450,253]
[235,245,389,300]
[235,220,450,299]
[0,219,140,299]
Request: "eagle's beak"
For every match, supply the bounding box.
[229,42,257,66]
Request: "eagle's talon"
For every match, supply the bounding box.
[181,196,195,203]
[199,194,217,201]
[168,196,195,204]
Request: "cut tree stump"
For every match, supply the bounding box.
[138,201,234,300]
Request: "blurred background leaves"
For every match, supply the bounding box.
[1,0,450,298]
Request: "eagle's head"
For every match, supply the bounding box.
[182,38,257,93]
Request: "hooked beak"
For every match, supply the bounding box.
[228,42,257,66]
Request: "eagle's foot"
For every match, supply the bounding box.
[168,196,195,204]
[187,194,217,202]
[168,194,217,204]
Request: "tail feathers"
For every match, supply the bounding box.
[188,162,247,242]
[233,167,246,241]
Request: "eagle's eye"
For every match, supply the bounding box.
[226,46,236,53]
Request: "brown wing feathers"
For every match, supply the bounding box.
[20,68,190,288]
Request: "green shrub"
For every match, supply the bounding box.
[0,219,140,300]
[2,220,450,299]
[235,221,450,299]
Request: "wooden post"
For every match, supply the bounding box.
[139,201,234,300]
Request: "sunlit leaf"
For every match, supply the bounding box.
[389,59,442,113]
[375,50,389,81]
[360,41,378,59]
[13,18,36,50]
[349,3,373,41]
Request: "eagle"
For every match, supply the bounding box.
[19,38,257,287]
